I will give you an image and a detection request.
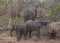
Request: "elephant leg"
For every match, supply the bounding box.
[19,32,23,40]
[16,32,20,41]
[29,31,32,38]
[36,29,40,39]
[16,31,22,41]
[24,31,28,40]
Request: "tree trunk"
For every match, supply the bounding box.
[8,16,12,28]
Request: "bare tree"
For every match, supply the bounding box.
[0,0,45,28]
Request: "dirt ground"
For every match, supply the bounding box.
[0,31,60,43]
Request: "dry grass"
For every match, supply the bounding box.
[0,31,60,43]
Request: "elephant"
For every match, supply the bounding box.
[10,24,26,41]
[20,4,40,23]
[10,20,51,41]
[25,20,51,39]
[23,8,37,23]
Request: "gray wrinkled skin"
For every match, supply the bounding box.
[22,8,37,23]
[25,20,41,39]
[10,20,51,41]
[10,24,26,41]
[25,20,51,39]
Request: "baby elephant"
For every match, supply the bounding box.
[10,24,26,41]
[25,20,50,39]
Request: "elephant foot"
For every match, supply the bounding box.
[17,39,20,42]
[17,37,21,41]
[24,37,27,40]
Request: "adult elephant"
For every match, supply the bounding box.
[25,20,51,39]
[20,5,39,23]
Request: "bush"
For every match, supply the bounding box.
[49,4,60,21]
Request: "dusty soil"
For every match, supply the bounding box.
[0,31,60,43]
